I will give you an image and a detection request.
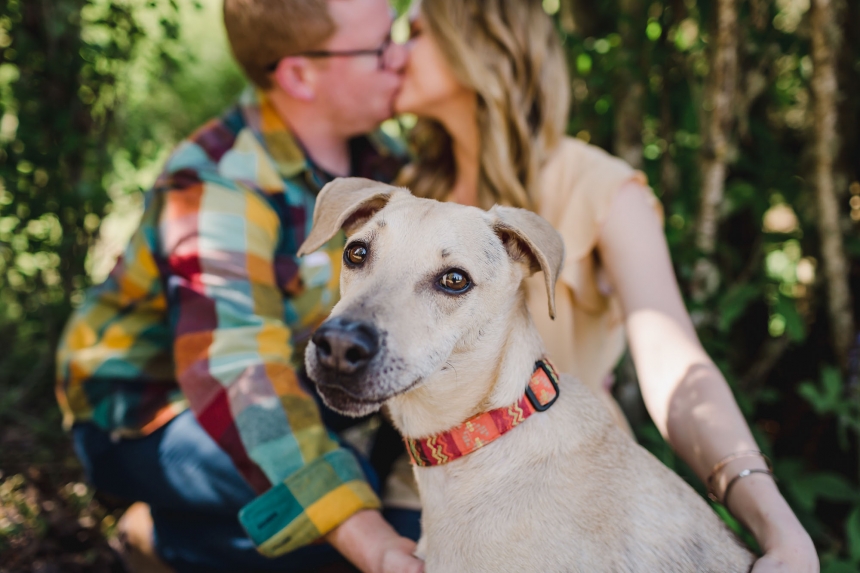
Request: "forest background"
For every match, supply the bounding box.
[0,0,859,571]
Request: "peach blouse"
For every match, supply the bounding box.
[525,137,662,419]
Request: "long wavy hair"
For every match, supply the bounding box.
[400,0,570,210]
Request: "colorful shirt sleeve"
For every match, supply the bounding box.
[159,175,380,557]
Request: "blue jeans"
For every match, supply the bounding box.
[73,410,420,573]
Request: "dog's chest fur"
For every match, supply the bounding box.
[413,375,754,573]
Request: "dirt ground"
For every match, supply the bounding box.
[0,423,125,573]
[0,423,366,573]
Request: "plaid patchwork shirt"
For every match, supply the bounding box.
[55,89,406,556]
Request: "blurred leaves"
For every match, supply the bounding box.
[787,472,860,512]
[799,367,848,418]
[799,367,860,451]
[847,508,860,564]
[0,0,244,408]
[562,0,860,564]
[0,0,242,568]
[718,284,760,332]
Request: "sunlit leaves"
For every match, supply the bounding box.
[542,0,560,16]
[576,53,592,75]
[646,20,662,42]
[774,293,805,341]
[672,19,700,52]
[0,0,195,427]
[773,0,810,34]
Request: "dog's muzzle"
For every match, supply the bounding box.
[312,317,379,377]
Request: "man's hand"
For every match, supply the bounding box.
[378,535,424,573]
[325,509,424,573]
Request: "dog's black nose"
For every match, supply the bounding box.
[312,317,379,375]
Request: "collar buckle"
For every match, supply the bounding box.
[525,361,560,412]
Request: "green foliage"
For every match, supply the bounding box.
[559,0,860,565]
[792,472,858,510]
[800,367,860,449]
[2,0,167,424]
[800,368,850,418]
[0,2,242,562]
[718,284,760,332]
[0,0,243,420]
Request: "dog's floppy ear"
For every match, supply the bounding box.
[298,177,398,256]
[490,206,565,319]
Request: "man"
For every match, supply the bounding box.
[55,0,423,571]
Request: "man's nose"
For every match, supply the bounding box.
[312,317,380,375]
[385,40,410,73]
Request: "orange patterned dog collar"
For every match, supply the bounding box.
[405,360,560,467]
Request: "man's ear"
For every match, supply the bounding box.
[271,57,316,101]
[490,206,565,319]
[298,177,401,256]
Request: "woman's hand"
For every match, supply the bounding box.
[753,552,818,573]
[746,486,819,573]
[751,524,819,572]
[718,471,819,573]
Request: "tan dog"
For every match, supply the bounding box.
[299,178,754,573]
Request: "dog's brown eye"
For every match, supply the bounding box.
[439,270,471,293]
[345,243,368,266]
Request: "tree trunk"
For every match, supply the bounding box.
[658,5,682,204]
[750,0,770,31]
[810,0,855,366]
[615,83,645,170]
[613,0,645,170]
[559,0,599,36]
[692,0,739,302]
[695,0,739,258]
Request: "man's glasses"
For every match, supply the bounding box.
[267,36,400,72]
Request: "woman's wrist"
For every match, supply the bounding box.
[722,470,809,551]
[708,452,771,505]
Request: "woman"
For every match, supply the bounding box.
[393,1,818,571]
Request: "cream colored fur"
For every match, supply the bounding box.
[301,178,754,573]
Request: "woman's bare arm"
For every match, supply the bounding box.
[597,182,817,572]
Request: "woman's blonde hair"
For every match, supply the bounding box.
[401,0,570,209]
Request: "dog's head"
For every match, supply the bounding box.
[299,177,564,416]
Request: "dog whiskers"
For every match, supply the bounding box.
[444,360,459,380]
